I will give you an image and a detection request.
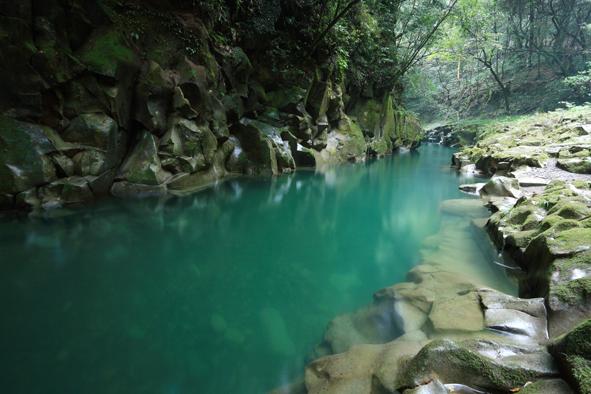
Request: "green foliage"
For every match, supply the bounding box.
[565,62,591,99]
[405,0,591,121]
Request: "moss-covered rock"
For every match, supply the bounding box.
[117,131,170,186]
[76,27,138,78]
[549,319,591,394]
[0,116,57,194]
[557,158,591,174]
[397,338,557,392]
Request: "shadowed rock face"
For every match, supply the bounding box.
[0,0,424,213]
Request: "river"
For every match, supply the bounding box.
[0,144,513,393]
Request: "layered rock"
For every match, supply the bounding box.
[301,265,563,394]
[0,0,424,213]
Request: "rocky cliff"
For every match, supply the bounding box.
[0,0,422,212]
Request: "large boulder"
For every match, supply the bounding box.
[557,157,591,174]
[480,176,523,199]
[62,113,127,175]
[397,338,558,392]
[133,61,176,135]
[549,319,591,394]
[314,301,401,357]
[231,119,281,176]
[116,131,170,186]
[76,27,138,79]
[159,117,217,174]
[38,177,94,208]
[305,336,427,394]
[0,116,57,194]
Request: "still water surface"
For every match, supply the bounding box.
[0,145,507,393]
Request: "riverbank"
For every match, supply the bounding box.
[0,1,422,215]
[287,106,591,393]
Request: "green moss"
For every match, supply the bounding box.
[78,28,136,77]
[567,355,591,394]
[507,230,538,248]
[548,227,591,253]
[539,214,580,233]
[553,319,591,357]
[507,204,537,226]
[548,200,591,220]
[399,340,539,391]
[553,278,591,305]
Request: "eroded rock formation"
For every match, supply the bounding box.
[0,0,423,212]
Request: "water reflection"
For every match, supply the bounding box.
[0,145,502,394]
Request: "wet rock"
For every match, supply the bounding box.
[111,181,167,199]
[134,61,175,134]
[293,144,317,167]
[428,291,484,333]
[15,188,41,210]
[51,153,75,177]
[480,176,523,199]
[167,140,234,193]
[317,117,366,165]
[0,116,57,194]
[38,177,94,208]
[315,301,400,356]
[484,308,547,342]
[305,337,426,394]
[117,131,170,186]
[440,199,487,218]
[86,169,117,196]
[73,150,107,176]
[306,68,331,121]
[233,120,281,176]
[479,288,546,317]
[403,379,447,394]
[397,338,558,392]
[459,183,485,194]
[159,117,217,171]
[61,113,123,152]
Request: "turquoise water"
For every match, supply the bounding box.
[0,145,505,394]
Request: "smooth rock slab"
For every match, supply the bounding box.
[479,288,546,318]
[403,379,447,394]
[429,292,484,333]
[397,338,558,392]
[305,338,426,394]
[485,309,548,342]
[480,176,523,199]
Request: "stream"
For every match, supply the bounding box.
[0,144,514,394]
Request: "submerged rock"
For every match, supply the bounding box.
[305,336,427,394]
